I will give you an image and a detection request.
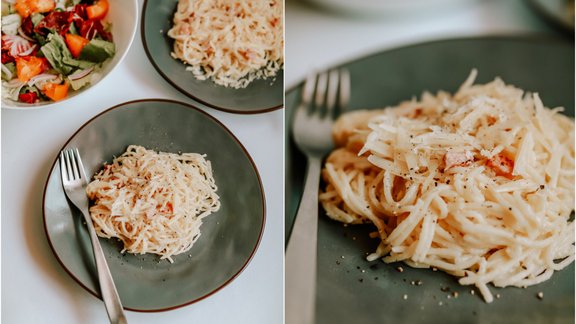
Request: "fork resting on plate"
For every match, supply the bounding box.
[286,69,350,324]
[60,148,127,324]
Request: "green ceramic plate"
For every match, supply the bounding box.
[527,0,575,34]
[141,0,284,114]
[43,99,265,311]
[286,36,575,324]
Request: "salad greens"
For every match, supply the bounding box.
[1,0,114,104]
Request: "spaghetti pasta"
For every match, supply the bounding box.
[167,0,283,89]
[320,70,575,302]
[86,145,221,263]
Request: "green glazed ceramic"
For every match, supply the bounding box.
[286,36,574,324]
[141,0,283,114]
[43,99,265,311]
[527,0,575,34]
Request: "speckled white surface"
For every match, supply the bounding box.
[286,0,555,88]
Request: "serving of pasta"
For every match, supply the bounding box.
[167,0,283,89]
[86,145,221,263]
[319,70,575,302]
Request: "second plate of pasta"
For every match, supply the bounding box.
[142,0,284,114]
[43,99,265,311]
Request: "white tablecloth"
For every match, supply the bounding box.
[286,0,555,88]
[1,1,283,323]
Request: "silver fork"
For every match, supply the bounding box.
[286,69,350,324]
[60,148,127,324]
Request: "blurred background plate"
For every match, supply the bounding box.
[526,0,575,34]
[141,0,283,114]
[300,0,472,16]
[286,35,574,324]
[44,99,265,311]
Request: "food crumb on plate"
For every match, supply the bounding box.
[537,292,544,299]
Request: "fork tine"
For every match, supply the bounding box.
[59,151,68,182]
[69,149,80,180]
[64,150,74,181]
[301,73,317,106]
[314,72,328,111]
[338,69,351,112]
[74,148,88,183]
[325,70,340,118]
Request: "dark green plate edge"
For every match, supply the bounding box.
[140,0,284,115]
[42,98,267,312]
[525,0,575,36]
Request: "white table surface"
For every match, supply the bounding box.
[1,1,283,323]
[286,0,557,89]
[0,0,562,323]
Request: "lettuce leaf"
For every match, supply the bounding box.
[1,62,16,81]
[79,39,115,63]
[40,33,96,76]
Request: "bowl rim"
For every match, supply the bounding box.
[1,0,140,110]
[42,98,267,312]
[140,0,284,115]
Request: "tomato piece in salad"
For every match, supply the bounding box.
[14,0,55,18]
[43,82,69,101]
[18,92,38,104]
[2,0,116,104]
[86,0,109,20]
[65,34,89,58]
[35,10,74,36]
[15,56,48,82]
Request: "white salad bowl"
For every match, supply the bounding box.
[1,0,138,110]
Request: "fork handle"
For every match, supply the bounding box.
[81,209,128,324]
[285,156,322,324]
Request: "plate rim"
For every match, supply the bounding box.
[285,33,573,94]
[140,0,284,115]
[42,98,267,312]
[526,0,575,35]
